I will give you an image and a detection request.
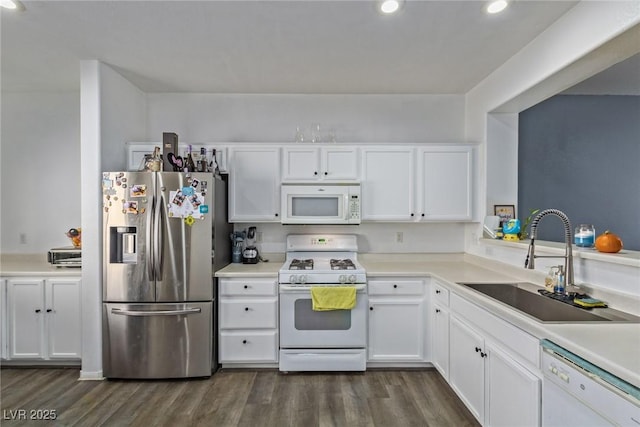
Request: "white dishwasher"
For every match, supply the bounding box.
[541,340,640,427]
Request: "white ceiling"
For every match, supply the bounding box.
[2,0,589,94]
[3,1,637,96]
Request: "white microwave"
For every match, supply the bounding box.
[280,183,361,225]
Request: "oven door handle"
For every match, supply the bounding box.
[279,284,367,292]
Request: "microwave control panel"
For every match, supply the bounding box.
[349,194,360,220]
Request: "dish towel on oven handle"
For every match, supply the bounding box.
[310,286,357,311]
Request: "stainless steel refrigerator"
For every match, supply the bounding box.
[102,171,231,379]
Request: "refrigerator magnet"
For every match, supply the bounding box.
[184,215,195,226]
[181,186,194,196]
[171,190,185,206]
[191,178,200,188]
[130,185,147,197]
[124,201,139,214]
[199,205,209,214]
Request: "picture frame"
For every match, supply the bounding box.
[494,204,515,227]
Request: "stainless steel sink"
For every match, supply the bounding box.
[457,282,640,323]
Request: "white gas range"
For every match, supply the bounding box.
[278,234,368,372]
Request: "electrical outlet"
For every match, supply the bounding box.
[396,232,403,243]
[19,233,27,244]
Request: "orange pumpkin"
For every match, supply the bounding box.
[595,230,623,253]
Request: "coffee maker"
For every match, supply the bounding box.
[242,226,259,264]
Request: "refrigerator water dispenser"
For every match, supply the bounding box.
[110,226,137,263]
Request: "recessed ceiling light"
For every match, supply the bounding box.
[486,0,509,14]
[0,0,24,11]
[379,0,402,15]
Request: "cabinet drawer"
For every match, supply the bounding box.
[219,298,277,329]
[219,330,278,363]
[368,280,424,296]
[433,281,450,306]
[220,279,277,296]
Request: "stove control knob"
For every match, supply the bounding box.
[299,275,307,284]
[348,275,356,283]
[339,275,347,284]
[289,275,297,283]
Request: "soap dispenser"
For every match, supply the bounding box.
[554,265,566,295]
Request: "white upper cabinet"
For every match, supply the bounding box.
[282,146,358,181]
[417,145,473,221]
[229,146,281,222]
[361,147,415,221]
[361,144,474,222]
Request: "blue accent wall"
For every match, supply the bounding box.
[518,95,640,251]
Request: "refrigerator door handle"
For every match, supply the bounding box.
[155,192,164,281]
[146,195,155,281]
[111,307,202,317]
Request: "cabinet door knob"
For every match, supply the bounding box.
[481,352,487,358]
[46,309,52,313]
[244,307,250,311]
[370,307,374,311]
[242,340,247,344]
[324,172,328,176]
[475,347,481,353]
[411,213,415,217]
[35,309,41,313]
[435,308,441,313]
[436,290,441,294]
[314,171,318,176]
[244,285,248,289]
[421,213,425,217]
[275,213,279,217]
[393,284,398,288]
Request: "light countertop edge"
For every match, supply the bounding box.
[1,254,81,276]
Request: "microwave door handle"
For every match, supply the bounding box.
[344,194,350,220]
[146,195,155,281]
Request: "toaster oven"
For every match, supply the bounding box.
[48,247,82,267]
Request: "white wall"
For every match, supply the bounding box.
[464,1,640,296]
[0,92,80,253]
[145,93,465,143]
[146,93,469,250]
[100,67,147,171]
[80,61,146,379]
[237,222,466,255]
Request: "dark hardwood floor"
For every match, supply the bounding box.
[1,367,479,427]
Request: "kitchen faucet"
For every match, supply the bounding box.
[524,209,575,287]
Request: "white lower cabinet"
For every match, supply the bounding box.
[367,278,427,362]
[0,278,6,360]
[431,280,450,379]
[6,277,81,360]
[218,277,279,364]
[449,292,541,427]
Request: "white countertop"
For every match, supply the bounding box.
[0,254,81,276]
[216,252,640,388]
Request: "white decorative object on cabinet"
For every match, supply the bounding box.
[361,147,415,221]
[6,277,81,360]
[417,145,473,221]
[218,277,279,364]
[367,278,427,363]
[282,146,358,181]
[228,147,281,222]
